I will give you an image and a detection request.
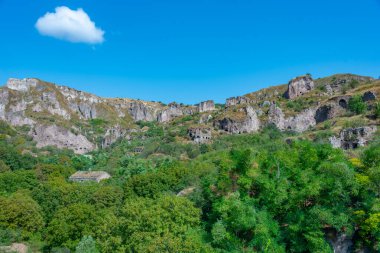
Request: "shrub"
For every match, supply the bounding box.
[348,95,366,114]
[374,102,380,119]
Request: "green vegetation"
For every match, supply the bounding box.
[0,120,379,252]
[348,95,367,114]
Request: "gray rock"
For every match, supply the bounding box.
[101,125,129,148]
[128,101,157,121]
[285,75,314,99]
[30,124,95,154]
[215,106,260,134]
[225,96,251,107]
[198,100,215,112]
[188,127,212,143]
[157,102,183,122]
[315,103,343,124]
[6,78,38,92]
[330,126,377,149]
[268,103,286,130]
[284,108,317,132]
[326,231,353,253]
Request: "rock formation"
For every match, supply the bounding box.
[315,103,344,124]
[268,103,316,132]
[215,106,260,134]
[225,96,250,107]
[30,124,95,154]
[101,125,129,148]
[330,126,377,149]
[285,108,317,132]
[6,78,38,92]
[157,103,184,122]
[188,127,212,143]
[268,103,286,130]
[198,100,215,113]
[285,75,314,99]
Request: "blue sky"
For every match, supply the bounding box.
[1,0,380,104]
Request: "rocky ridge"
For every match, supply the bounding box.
[0,74,378,153]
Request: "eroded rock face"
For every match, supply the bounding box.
[188,127,212,143]
[128,101,157,122]
[30,124,95,154]
[285,75,314,99]
[268,103,286,130]
[215,106,260,134]
[157,103,184,122]
[225,96,250,107]
[6,78,38,92]
[315,103,343,124]
[198,100,215,112]
[285,108,317,132]
[268,104,316,132]
[102,125,129,148]
[330,126,377,149]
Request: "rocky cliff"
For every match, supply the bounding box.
[0,73,378,153]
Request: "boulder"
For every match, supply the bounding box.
[188,127,212,143]
[330,126,377,149]
[285,75,314,99]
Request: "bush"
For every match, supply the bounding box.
[374,102,380,119]
[348,95,366,114]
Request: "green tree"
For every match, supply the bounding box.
[0,192,44,237]
[348,95,366,114]
[76,235,98,253]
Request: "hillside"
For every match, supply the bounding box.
[0,74,380,252]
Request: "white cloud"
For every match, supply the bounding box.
[35,6,105,44]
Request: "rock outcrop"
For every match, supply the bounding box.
[317,74,374,94]
[225,96,250,107]
[268,103,286,130]
[198,100,215,113]
[188,127,212,143]
[330,126,377,149]
[285,108,317,132]
[157,103,184,122]
[128,101,158,121]
[6,78,38,92]
[268,104,316,132]
[101,125,129,148]
[285,75,314,99]
[215,106,260,134]
[30,124,95,154]
[315,103,344,124]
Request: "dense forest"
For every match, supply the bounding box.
[0,119,379,252]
